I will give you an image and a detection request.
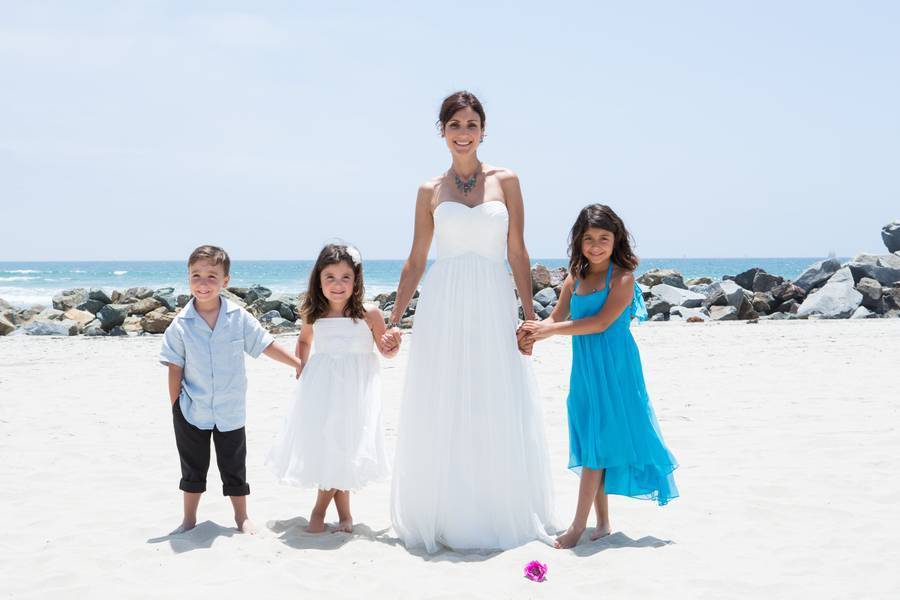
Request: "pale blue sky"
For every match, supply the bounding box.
[1,1,898,260]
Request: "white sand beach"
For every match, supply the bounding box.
[1,319,898,599]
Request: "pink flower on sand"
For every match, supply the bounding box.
[524,560,548,582]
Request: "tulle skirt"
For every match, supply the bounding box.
[266,352,390,491]
[390,253,556,553]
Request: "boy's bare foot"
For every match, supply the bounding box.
[237,518,256,534]
[554,525,585,549]
[590,523,611,541]
[169,520,196,535]
[332,518,353,534]
[305,511,327,533]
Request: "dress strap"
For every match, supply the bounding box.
[573,278,580,292]
[605,264,614,289]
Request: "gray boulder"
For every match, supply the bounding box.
[797,267,862,318]
[775,299,801,314]
[669,306,710,321]
[760,312,789,321]
[176,294,191,308]
[122,316,144,333]
[537,305,553,319]
[0,314,15,335]
[637,269,686,289]
[847,253,900,286]
[709,306,739,321]
[534,287,557,307]
[731,268,764,291]
[855,277,884,312]
[76,299,106,314]
[258,310,282,324]
[227,287,250,299]
[794,258,842,292]
[83,320,108,336]
[258,294,298,322]
[686,277,713,286]
[646,298,672,319]
[689,284,713,296]
[850,306,876,319]
[244,285,272,305]
[25,318,79,336]
[883,287,900,311]
[108,326,128,336]
[549,267,568,287]
[266,317,298,333]
[88,288,112,305]
[123,287,153,302]
[128,297,164,315]
[751,292,775,314]
[771,282,806,303]
[703,280,746,310]
[649,313,667,322]
[97,304,129,330]
[882,220,900,253]
[141,308,176,333]
[52,288,89,311]
[37,307,65,321]
[650,284,705,308]
[752,272,784,293]
[531,264,552,293]
[0,297,11,311]
[152,288,178,311]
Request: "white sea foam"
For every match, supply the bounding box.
[2,269,42,274]
[113,271,128,276]
[0,276,40,282]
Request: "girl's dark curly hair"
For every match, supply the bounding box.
[301,244,366,325]
[568,204,639,278]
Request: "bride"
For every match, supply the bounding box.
[386,91,555,553]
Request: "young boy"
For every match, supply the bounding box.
[160,245,302,534]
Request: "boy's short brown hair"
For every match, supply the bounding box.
[188,245,231,276]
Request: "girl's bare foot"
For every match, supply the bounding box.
[332,518,353,534]
[169,520,196,535]
[590,523,611,541]
[554,525,585,549]
[306,511,327,533]
[237,518,256,534]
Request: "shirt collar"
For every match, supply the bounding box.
[181,296,242,319]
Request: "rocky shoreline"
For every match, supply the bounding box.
[3,222,899,337]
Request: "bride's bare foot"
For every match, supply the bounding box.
[332,518,353,534]
[554,526,585,549]
[305,511,327,533]
[590,523,611,541]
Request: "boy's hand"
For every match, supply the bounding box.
[381,328,401,353]
[294,358,303,379]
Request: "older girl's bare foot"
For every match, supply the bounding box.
[237,518,256,534]
[554,526,585,549]
[590,523,611,541]
[306,511,327,533]
[169,520,196,535]
[332,518,353,534]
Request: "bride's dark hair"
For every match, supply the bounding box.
[301,244,366,325]
[437,91,486,131]
[568,204,639,278]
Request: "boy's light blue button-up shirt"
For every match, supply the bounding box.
[159,297,274,432]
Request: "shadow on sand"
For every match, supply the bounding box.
[570,531,674,557]
[146,520,240,554]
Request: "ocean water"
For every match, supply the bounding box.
[0,257,839,308]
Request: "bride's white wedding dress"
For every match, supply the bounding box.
[390,199,556,553]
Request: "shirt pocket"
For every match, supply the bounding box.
[230,339,246,357]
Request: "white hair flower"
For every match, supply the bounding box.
[345,245,362,266]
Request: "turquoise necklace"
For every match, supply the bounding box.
[451,163,481,195]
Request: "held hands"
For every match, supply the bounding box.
[380,326,402,358]
[517,318,553,354]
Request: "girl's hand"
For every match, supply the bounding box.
[520,320,553,342]
[294,358,304,379]
[381,329,401,352]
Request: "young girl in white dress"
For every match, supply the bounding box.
[267,243,397,534]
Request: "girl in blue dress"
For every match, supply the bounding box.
[520,204,678,549]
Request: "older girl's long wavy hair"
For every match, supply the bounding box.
[568,204,639,279]
[301,244,366,325]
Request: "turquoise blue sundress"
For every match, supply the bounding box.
[567,265,679,505]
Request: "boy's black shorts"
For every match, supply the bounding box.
[172,401,250,496]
